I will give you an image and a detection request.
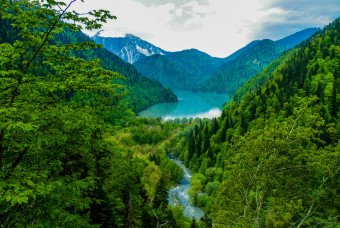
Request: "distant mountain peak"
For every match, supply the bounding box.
[92,32,169,64]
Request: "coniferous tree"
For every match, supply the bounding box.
[220,116,229,143]
[190,217,199,228]
[194,124,199,137]
[201,214,213,228]
[188,134,196,161]
[196,133,202,158]
[207,147,213,162]
[203,125,210,153]
[331,80,337,117]
[211,118,219,135]
[316,81,324,104]
[153,174,168,208]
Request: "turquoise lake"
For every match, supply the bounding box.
[138,91,231,120]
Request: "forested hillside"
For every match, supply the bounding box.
[0,15,177,115]
[132,54,193,90]
[174,18,340,227]
[233,27,325,102]
[196,39,283,93]
[133,49,224,90]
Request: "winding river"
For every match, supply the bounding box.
[168,159,205,220]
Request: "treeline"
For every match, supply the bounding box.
[177,18,340,227]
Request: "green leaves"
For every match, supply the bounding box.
[0,0,128,226]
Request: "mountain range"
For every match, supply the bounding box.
[93,27,319,93]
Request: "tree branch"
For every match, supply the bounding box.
[9,0,78,107]
[296,165,340,228]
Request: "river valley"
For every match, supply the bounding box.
[168,159,205,220]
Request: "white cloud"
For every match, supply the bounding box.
[70,0,340,57]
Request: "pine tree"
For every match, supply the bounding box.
[196,133,202,158]
[331,80,337,117]
[190,217,199,228]
[203,125,210,152]
[188,134,196,161]
[211,118,219,135]
[220,116,229,143]
[207,147,213,161]
[194,124,199,137]
[153,174,168,208]
[240,112,247,135]
[201,214,213,228]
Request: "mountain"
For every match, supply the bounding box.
[93,32,169,64]
[133,49,225,90]
[275,27,320,51]
[196,39,282,93]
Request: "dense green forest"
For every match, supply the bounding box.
[1,0,339,227]
[174,18,340,227]
[133,49,224,90]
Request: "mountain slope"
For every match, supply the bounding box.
[133,49,225,90]
[176,18,340,227]
[196,39,282,93]
[223,40,260,62]
[132,54,192,90]
[275,27,320,51]
[233,27,324,102]
[93,32,169,64]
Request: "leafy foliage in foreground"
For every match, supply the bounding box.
[175,18,340,227]
[0,1,181,227]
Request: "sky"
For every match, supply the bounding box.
[70,0,340,57]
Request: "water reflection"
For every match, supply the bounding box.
[138,91,230,119]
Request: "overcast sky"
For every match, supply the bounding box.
[70,0,340,57]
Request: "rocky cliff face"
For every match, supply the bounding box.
[92,32,168,64]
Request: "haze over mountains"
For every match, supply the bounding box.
[93,27,320,93]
